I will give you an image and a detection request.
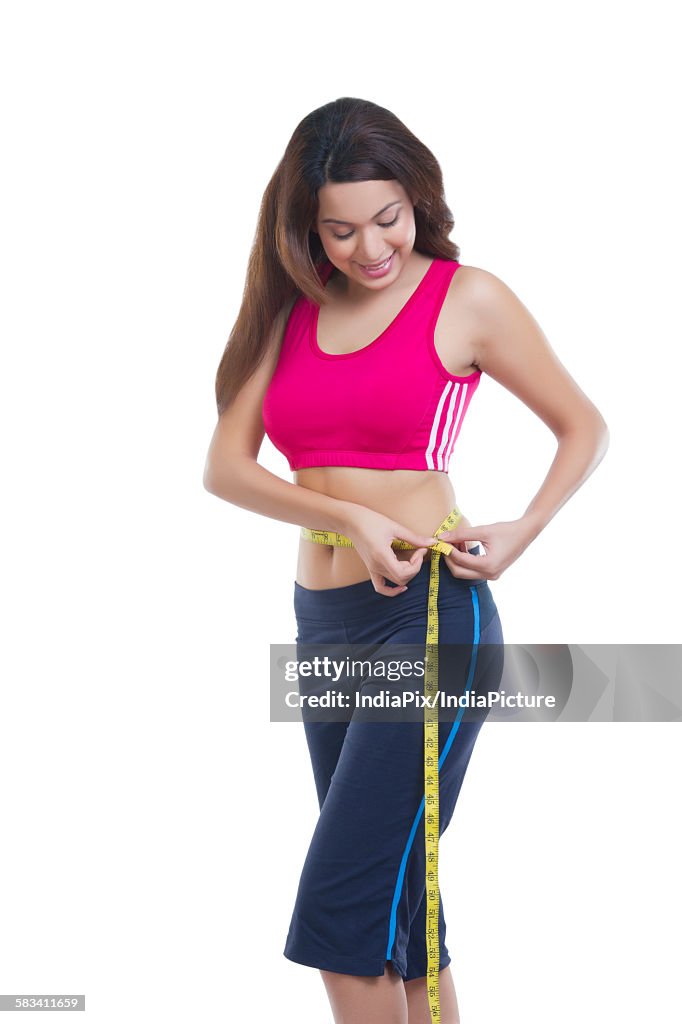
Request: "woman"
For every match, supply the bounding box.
[203,97,609,1024]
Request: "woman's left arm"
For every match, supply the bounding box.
[441,268,610,581]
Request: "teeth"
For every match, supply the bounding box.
[364,254,392,270]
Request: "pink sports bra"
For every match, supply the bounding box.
[261,255,482,472]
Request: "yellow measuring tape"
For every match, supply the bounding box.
[300,505,462,1024]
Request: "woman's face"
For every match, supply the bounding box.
[314,178,417,290]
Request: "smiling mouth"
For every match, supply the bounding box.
[360,252,394,270]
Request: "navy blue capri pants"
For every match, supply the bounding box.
[283,548,504,981]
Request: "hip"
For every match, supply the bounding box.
[294,548,501,646]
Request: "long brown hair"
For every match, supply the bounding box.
[214,96,461,415]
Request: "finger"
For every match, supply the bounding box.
[408,546,428,566]
[383,550,422,581]
[384,551,434,589]
[397,529,441,549]
[447,545,489,568]
[393,557,426,583]
[370,572,407,597]
[438,525,484,543]
[444,560,488,581]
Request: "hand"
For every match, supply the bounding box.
[438,517,535,582]
[342,506,443,597]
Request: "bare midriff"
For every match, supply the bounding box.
[294,466,469,590]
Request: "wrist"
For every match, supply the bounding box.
[518,510,547,544]
[329,499,365,536]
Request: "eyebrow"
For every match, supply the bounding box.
[320,200,401,225]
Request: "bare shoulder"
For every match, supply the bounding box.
[448,262,545,363]
[447,262,511,312]
[450,263,607,436]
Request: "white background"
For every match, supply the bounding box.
[1,2,680,1022]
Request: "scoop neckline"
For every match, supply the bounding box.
[310,255,440,360]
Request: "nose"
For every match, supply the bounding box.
[355,227,393,265]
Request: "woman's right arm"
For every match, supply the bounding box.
[202,302,360,536]
[202,304,441,594]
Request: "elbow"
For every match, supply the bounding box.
[553,412,610,469]
[203,456,227,497]
[203,468,218,496]
[567,411,610,463]
[202,452,253,499]
[558,406,610,447]
[592,410,610,457]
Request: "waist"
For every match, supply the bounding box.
[294,468,461,590]
[294,544,483,616]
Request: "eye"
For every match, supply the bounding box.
[378,214,400,229]
[331,213,400,241]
